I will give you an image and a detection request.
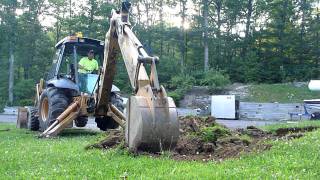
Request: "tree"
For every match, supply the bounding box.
[0,0,18,104]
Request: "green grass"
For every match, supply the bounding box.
[246,83,319,103]
[1,122,320,179]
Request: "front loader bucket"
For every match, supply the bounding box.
[125,96,179,152]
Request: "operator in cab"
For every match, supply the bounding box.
[78,49,99,74]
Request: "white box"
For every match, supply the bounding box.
[211,95,236,119]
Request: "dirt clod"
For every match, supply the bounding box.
[0,128,10,132]
[85,130,124,150]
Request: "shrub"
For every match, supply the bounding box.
[168,75,196,104]
[169,74,195,90]
[200,69,230,93]
[168,91,183,104]
[13,79,36,105]
[18,99,34,106]
[199,126,231,142]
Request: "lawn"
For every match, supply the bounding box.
[1,122,320,179]
[246,83,320,103]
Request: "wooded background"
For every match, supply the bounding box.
[0,0,319,108]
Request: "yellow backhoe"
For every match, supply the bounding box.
[17,1,179,152]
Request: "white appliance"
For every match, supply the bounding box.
[211,95,239,119]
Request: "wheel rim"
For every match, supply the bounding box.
[41,97,49,122]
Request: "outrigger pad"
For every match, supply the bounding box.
[17,107,28,129]
[125,96,179,152]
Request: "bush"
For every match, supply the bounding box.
[200,69,230,93]
[199,126,231,142]
[168,75,196,104]
[169,74,195,90]
[168,91,183,104]
[13,79,36,105]
[18,99,34,106]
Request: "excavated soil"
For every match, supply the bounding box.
[87,116,318,162]
[275,126,318,136]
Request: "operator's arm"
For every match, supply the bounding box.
[78,58,89,72]
[95,60,99,70]
[78,58,85,69]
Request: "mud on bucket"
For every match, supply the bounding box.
[125,96,179,152]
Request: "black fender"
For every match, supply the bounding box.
[47,78,79,92]
[47,78,120,94]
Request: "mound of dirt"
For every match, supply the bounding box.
[87,116,314,162]
[173,116,273,161]
[275,126,318,136]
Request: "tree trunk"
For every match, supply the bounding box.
[88,0,94,36]
[203,0,209,71]
[69,0,72,35]
[180,0,187,72]
[8,47,14,104]
[215,0,222,67]
[299,0,306,65]
[241,0,253,58]
[159,0,164,57]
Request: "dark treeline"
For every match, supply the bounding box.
[0,0,319,106]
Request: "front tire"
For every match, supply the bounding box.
[38,87,70,131]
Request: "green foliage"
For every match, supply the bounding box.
[168,74,195,103]
[238,134,252,144]
[198,125,231,142]
[200,69,231,93]
[13,79,35,105]
[18,99,34,106]
[167,70,230,103]
[169,74,195,90]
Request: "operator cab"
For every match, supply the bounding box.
[47,35,105,94]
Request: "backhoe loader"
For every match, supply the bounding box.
[17,1,179,152]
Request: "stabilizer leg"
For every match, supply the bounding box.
[39,101,80,138]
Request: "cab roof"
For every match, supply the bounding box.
[55,36,105,49]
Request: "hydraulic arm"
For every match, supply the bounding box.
[96,1,179,151]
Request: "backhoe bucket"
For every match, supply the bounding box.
[125,96,179,152]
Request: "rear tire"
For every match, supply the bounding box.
[75,116,88,127]
[27,107,39,131]
[38,87,70,131]
[95,93,124,131]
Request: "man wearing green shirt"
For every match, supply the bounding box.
[78,49,99,74]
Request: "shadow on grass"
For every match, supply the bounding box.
[59,128,100,137]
